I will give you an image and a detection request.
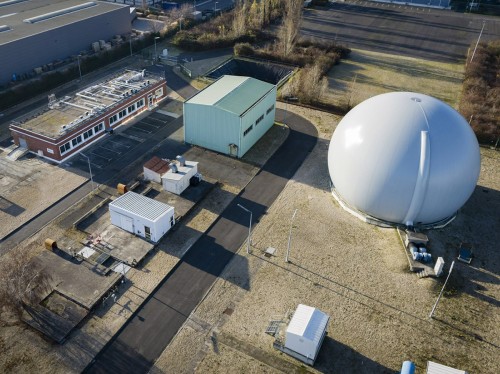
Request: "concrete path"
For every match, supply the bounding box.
[84,109,318,373]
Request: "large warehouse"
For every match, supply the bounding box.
[10,69,167,162]
[183,75,277,158]
[0,0,131,86]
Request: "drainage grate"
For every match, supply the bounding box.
[265,320,281,336]
[223,307,234,316]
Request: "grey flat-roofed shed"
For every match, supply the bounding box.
[0,0,131,85]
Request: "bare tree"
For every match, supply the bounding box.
[0,248,52,321]
[232,0,248,37]
[301,63,328,104]
[277,0,303,56]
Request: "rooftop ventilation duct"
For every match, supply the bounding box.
[0,0,28,8]
[23,2,97,24]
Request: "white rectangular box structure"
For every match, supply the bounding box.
[427,361,468,374]
[284,304,330,365]
[143,156,170,184]
[109,192,174,243]
[161,160,198,195]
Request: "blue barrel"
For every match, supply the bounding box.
[401,361,415,374]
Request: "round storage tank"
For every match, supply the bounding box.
[328,92,481,227]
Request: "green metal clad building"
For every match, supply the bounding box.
[183,75,277,158]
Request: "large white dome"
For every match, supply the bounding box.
[328,92,481,227]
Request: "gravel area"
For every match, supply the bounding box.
[0,155,87,239]
[152,104,500,374]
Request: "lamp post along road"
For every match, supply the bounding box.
[154,36,160,62]
[77,55,82,81]
[237,204,252,254]
[80,152,94,191]
[285,209,298,263]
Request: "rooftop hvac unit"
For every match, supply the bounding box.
[176,155,185,166]
[169,162,178,173]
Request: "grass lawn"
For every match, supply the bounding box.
[326,49,465,109]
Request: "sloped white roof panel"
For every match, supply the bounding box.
[287,304,329,345]
[427,361,468,374]
[109,191,173,222]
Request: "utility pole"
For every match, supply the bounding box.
[80,152,95,191]
[429,261,455,318]
[285,209,298,263]
[470,20,486,63]
[237,204,252,254]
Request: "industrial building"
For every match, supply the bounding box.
[143,155,200,195]
[0,0,132,85]
[278,304,329,366]
[183,75,277,158]
[10,69,167,162]
[109,191,175,243]
[327,92,480,229]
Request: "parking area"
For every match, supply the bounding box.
[63,112,177,171]
[303,1,500,62]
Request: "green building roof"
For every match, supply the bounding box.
[186,75,275,116]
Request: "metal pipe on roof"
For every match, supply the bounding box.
[60,100,93,111]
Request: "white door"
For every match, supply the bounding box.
[120,215,134,233]
[19,138,27,148]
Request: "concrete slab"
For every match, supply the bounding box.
[23,291,88,343]
[35,249,121,310]
[94,223,155,266]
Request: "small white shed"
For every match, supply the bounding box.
[143,156,171,184]
[109,191,175,243]
[427,361,468,374]
[284,304,330,365]
[161,158,199,195]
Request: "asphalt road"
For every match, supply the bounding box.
[302,1,500,62]
[84,108,318,373]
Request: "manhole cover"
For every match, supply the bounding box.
[223,308,234,316]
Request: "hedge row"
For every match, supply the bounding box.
[459,41,500,145]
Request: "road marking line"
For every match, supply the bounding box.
[99,145,121,154]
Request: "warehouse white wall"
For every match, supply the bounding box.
[184,103,241,155]
[240,86,277,157]
[109,205,174,243]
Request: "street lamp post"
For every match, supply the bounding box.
[80,152,95,191]
[154,36,160,63]
[214,1,218,13]
[285,209,298,263]
[77,55,82,81]
[237,203,252,254]
[129,37,133,57]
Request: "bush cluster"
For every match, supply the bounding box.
[235,39,350,73]
[459,41,500,145]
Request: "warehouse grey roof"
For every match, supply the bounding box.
[186,75,275,116]
[0,0,128,45]
[110,192,173,222]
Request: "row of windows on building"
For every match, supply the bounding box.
[243,104,275,137]
[59,97,148,156]
[109,98,145,125]
[59,122,104,155]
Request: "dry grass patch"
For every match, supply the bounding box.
[326,49,465,109]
